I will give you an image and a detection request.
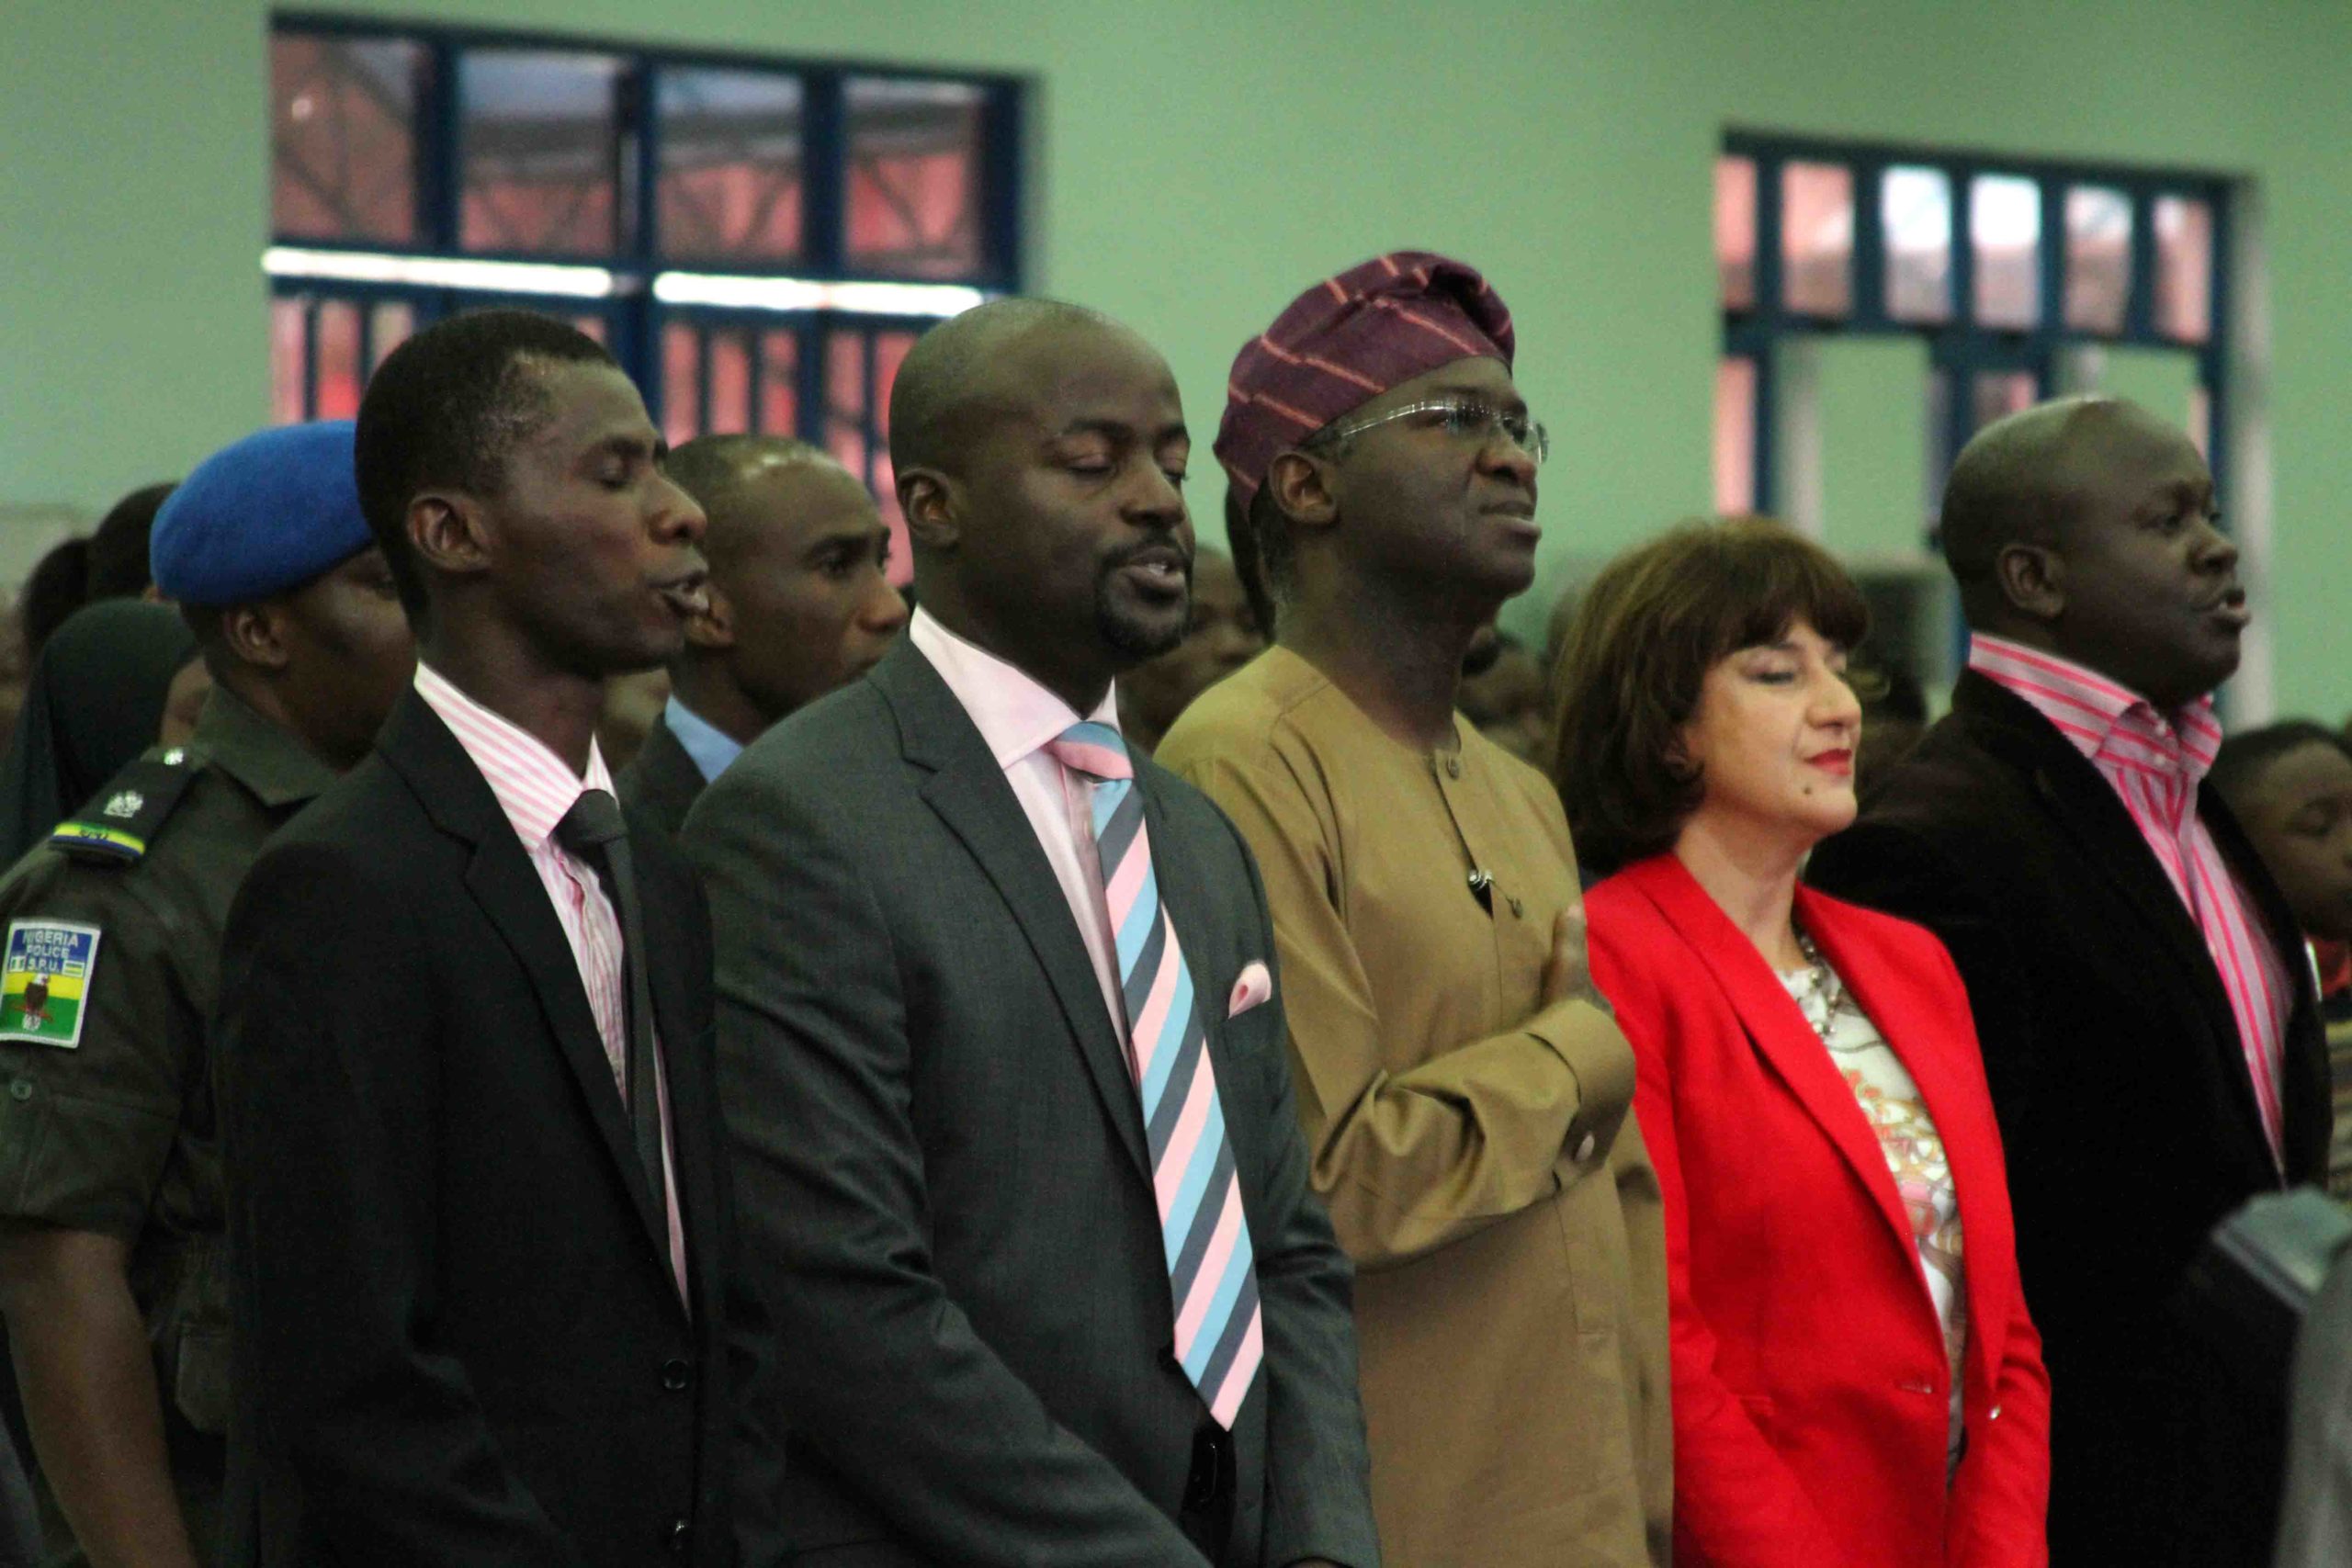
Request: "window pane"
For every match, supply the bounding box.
[759,331,799,436]
[825,331,870,481]
[570,314,607,345]
[460,50,625,255]
[1971,175,2041,330]
[657,68,805,264]
[2064,186,2132,333]
[271,299,308,425]
[1972,370,2037,433]
[1713,357,1757,514]
[314,300,365,420]
[2189,384,2211,459]
[1781,162,1852,318]
[844,78,986,278]
[708,333,752,434]
[2154,196,2214,343]
[1882,165,1951,322]
[272,33,424,243]
[368,301,416,374]
[1715,156,1757,310]
[662,322,702,449]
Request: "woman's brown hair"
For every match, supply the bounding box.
[1547,516,1871,879]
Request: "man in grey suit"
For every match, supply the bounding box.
[684,299,1378,1568]
[619,435,907,837]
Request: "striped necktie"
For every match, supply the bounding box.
[1048,721,1262,1428]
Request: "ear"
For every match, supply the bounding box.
[683,581,736,651]
[407,489,492,581]
[899,466,961,556]
[219,602,292,673]
[1264,449,1339,536]
[1995,541,2066,623]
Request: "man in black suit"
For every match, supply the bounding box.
[215,310,739,1565]
[685,299,1378,1566]
[1809,396,2330,1567]
[618,435,907,838]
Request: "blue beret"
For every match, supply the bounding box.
[150,421,373,608]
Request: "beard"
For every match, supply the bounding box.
[1093,552,1191,662]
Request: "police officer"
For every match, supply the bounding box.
[0,422,413,1567]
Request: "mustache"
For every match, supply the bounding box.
[1099,536,1193,576]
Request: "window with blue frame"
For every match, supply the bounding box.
[1712,132,2229,532]
[266,14,1023,563]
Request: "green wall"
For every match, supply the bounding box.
[7,0,2348,714]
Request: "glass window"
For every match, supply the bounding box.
[2064,186,2132,334]
[1972,370,2037,433]
[459,50,627,255]
[759,331,799,435]
[1714,357,1758,514]
[1715,156,1757,310]
[662,322,702,450]
[1882,165,1952,323]
[368,301,417,374]
[271,299,309,424]
[2154,196,2214,343]
[844,78,987,278]
[1971,175,2041,330]
[313,300,366,420]
[272,33,425,244]
[707,332,753,434]
[658,68,806,264]
[1781,162,1853,317]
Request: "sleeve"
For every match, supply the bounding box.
[1222,818,1381,1568]
[216,841,584,1567]
[1168,745,1630,1270]
[683,762,1209,1568]
[0,872,189,1241]
[1588,918,1860,1568]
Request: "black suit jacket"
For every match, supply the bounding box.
[215,690,737,1566]
[1808,670,2330,1566]
[618,714,707,842]
[684,638,1378,1567]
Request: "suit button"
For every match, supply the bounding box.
[667,1517,692,1553]
[1576,1132,1597,1162]
[1989,1404,2003,1421]
[662,1358,692,1392]
[8,1079,30,1101]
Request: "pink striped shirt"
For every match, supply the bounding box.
[413,662,688,1298]
[1970,635,2290,1166]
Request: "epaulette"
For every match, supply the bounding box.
[50,746,206,867]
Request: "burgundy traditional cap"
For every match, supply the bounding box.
[1215,250,1514,511]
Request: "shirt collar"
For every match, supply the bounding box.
[413,660,615,851]
[907,608,1121,771]
[662,694,744,784]
[1968,632,2222,780]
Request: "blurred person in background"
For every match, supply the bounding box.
[84,486,175,604]
[18,543,93,671]
[1116,545,1261,755]
[1454,630,1548,763]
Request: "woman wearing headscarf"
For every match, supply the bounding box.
[1554,517,2050,1567]
[0,600,199,865]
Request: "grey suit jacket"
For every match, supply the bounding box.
[683,638,1378,1568]
[616,715,707,842]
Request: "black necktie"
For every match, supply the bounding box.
[553,789,667,1225]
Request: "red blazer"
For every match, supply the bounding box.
[1588,854,2050,1568]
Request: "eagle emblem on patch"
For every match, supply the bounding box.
[102,791,143,820]
[0,920,102,1047]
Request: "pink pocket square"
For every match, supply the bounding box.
[1227,961,1274,1019]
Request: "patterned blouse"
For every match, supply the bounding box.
[1782,942,1967,1477]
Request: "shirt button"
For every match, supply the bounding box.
[1989,1404,2003,1421]
[666,1517,692,1554]
[1576,1132,1597,1162]
[661,1358,691,1392]
[8,1080,29,1101]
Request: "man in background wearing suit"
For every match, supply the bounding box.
[685,298,1378,1567]
[1810,395,2330,1567]
[618,434,907,837]
[215,310,740,1565]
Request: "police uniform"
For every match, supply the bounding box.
[0,690,335,1564]
[0,418,378,1566]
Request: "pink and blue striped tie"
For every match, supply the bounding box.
[1049,721,1262,1428]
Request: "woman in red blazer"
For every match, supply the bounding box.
[1551,518,2049,1567]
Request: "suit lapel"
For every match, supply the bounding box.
[1629,857,1917,1263]
[876,645,1153,1180]
[379,693,676,1273]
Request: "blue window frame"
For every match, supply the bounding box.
[1714,131,2231,534]
[267,10,1023,539]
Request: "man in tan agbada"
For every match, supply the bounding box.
[1159,253,1670,1567]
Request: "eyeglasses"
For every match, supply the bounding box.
[1307,397,1550,466]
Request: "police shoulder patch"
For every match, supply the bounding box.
[0,919,102,1047]
[51,751,203,867]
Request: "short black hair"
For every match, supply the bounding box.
[888,298,1108,481]
[19,537,92,663]
[355,308,615,621]
[86,482,175,600]
[2211,721,2352,808]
